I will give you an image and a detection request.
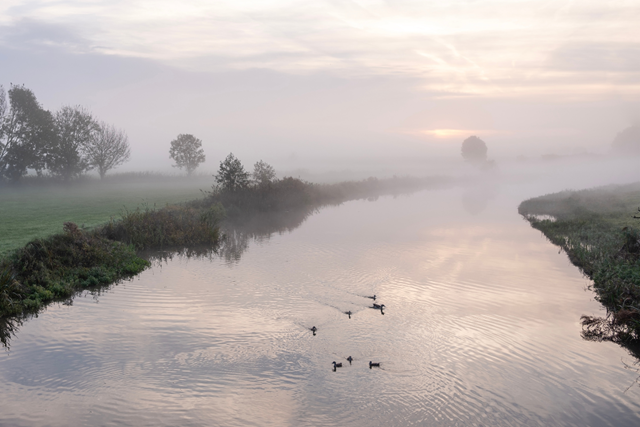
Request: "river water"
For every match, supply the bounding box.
[1,182,640,426]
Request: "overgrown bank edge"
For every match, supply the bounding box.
[0,175,450,318]
[518,182,640,342]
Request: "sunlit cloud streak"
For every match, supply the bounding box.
[1,0,639,98]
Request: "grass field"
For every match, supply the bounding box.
[0,176,214,258]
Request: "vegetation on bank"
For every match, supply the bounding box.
[0,164,452,321]
[0,173,211,257]
[0,222,149,317]
[518,182,640,342]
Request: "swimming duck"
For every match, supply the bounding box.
[310,326,317,335]
[333,361,343,368]
[367,295,377,301]
[345,310,352,319]
[347,356,353,365]
[369,361,380,368]
[372,303,385,310]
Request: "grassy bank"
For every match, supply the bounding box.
[0,174,451,321]
[518,182,640,342]
[0,173,211,257]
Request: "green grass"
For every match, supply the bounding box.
[0,176,212,257]
[519,182,640,343]
[0,173,450,323]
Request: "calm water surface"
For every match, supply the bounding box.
[2,186,640,426]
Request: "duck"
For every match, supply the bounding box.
[310,326,317,335]
[372,303,385,310]
[347,356,353,365]
[367,295,377,301]
[345,310,352,319]
[369,361,380,368]
[333,361,343,368]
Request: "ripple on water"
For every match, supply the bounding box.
[1,193,640,426]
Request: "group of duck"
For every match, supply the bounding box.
[309,294,385,371]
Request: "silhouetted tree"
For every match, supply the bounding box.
[169,134,206,176]
[47,105,99,181]
[461,135,488,163]
[215,153,250,191]
[85,122,131,179]
[611,125,640,156]
[252,160,276,186]
[0,85,55,181]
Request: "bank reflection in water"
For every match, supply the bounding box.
[1,189,640,426]
[461,180,499,216]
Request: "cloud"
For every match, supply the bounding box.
[0,18,94,53]
[0,0,638,98]
[548,42,640,73]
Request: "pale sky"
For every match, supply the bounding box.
[1,0,639,171]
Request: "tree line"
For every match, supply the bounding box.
[0,84,130,182]
[168,133,276,189]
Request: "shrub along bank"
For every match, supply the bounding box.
[518,182,640,342]
[0,174,451,320]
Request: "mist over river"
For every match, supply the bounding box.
[1,182,640,426]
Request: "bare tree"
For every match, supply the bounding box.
[169,134,206,176]
[86,122,131,179]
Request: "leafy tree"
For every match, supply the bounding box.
[0,85,55,181]
[85,122,131,179]
[47,105,99,181]
[215,153,250,192]
[169,134,206,176]
[252,160,276,186]
[611,125,640,156]
[461,135,488,163]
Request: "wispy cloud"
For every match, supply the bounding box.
[1,0,638,98]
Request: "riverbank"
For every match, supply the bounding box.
[0,175,452,320]
[0,173,212,257]
[518,182,640,342]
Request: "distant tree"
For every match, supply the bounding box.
[0,85,55,181]
[85,122,131,179]
[169,134,206,176]
[215,153,250,192]
[611,125,640,156]
[461,136,488,163]
[252,160,276,186]
[47,105,99,181]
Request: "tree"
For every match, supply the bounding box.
[85,122,131,179]
[215,153,250,192]
[47,105,99,181]
[461,135,488,163]
[169,134,206,176]
[0,85,55,181]
[252,160,276,186]
[611,125,640,156]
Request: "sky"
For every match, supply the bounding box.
[1,0,639,172]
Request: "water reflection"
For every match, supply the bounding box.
[219,208,315,263]
[0,204,318,350]
[461,180,499,215]
[2,189,640,426]
[0,315,25,349]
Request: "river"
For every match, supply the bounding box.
[1,181,639,426]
